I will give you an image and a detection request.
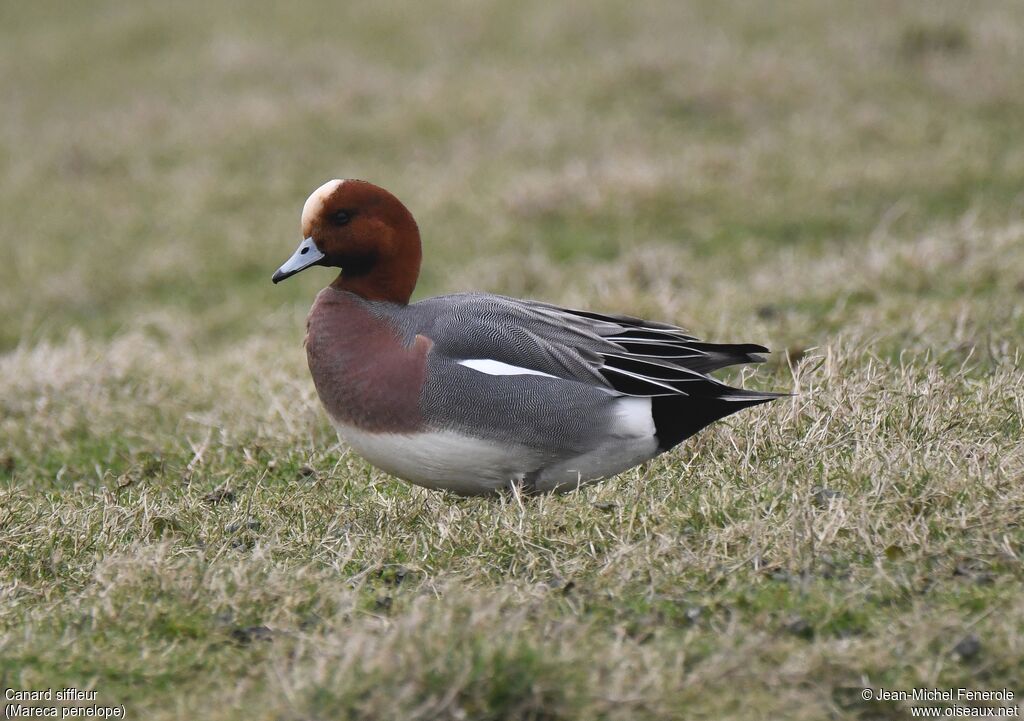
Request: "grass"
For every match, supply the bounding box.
[2,0,1024,718]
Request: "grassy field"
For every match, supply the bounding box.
[3,1,1024,718]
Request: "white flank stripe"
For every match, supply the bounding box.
[457,358,558,378]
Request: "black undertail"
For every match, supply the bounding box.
[574,316,787,450]
[651,392,779,451]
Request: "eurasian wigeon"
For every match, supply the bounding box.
[273,179,783,495]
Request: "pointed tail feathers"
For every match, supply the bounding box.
[651,389,785,451]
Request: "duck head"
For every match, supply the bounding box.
[272,179,422,304]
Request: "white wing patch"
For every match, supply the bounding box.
[457,359,558,378]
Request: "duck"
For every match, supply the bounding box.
[273,179,783,495]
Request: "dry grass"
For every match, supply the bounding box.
[2,1,1024,719]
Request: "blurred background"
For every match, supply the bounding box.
[4,3,1024,718]
[4,0,1023,354]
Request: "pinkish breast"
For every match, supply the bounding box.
[304,288,430,433]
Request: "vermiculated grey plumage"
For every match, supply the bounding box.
[371,292,783,454]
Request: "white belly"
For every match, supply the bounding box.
[333,423,660,495]
[329,396,660,495]
[333,423,538,494]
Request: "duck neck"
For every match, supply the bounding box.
[329,247,421,305]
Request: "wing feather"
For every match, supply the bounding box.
[411,293,781,400]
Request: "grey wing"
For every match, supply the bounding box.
[408,292,780,400]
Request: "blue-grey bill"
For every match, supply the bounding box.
[272,237,325,283]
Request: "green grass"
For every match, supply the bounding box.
[3,1,1024,719]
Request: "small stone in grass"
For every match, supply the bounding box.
[884,544,906,560]
[953,634,981,660]
[784,616,814,639]
[230,625,273,645]
[623,615,659,644]
[140,454,164,477]
[953,560,995,586]
[203,486,236,505]
[812,487,843,508]
[227,520,262,533]
[378,565,410,585]
[544,575,575,594]
[593,501,618,512]
[151,516,184,537]
[819,556,849,580]
[297,465,318,481]
[230,537,255,550]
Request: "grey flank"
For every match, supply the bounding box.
[365,291,785,454]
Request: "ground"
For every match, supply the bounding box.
[2,1,1024,719]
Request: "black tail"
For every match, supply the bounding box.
[651,390,784,451]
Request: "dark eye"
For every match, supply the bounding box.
[330,210,353,226]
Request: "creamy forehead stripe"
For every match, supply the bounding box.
[301,179,346,231]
